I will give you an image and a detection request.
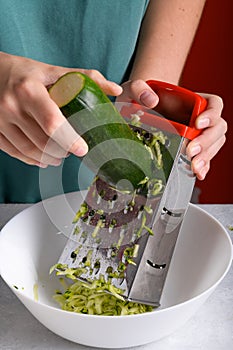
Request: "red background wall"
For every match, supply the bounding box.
[181,0,233,203]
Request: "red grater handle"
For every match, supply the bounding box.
[145,80,207,140]
[121,80,207,139]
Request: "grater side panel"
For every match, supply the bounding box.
[127,137,196,305]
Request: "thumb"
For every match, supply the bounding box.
[118,79,159,108]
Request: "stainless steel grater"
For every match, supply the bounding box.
[55,80,207,306]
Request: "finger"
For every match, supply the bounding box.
[193,135,226,167]
[191,136,226,180]
[46,67,123,97]
[119,80,159,108]
[16,79,88,157]
[15,113,68,159]
[1,124,63,165]
[186,119,227,159]
[0,132,48,167]
[195,94,224,129]
[193,160,210,181]
[83,69,123,96]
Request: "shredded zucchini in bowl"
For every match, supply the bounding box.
[53,277,154,316]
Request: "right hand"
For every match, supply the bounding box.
[0,52,122,167]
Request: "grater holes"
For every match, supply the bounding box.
[147,260,166,269]
[118,277,125,286]
[82,256,87,264]
[93,260,101,274]
[105,266,113,274]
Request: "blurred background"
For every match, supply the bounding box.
[181,0,232,203]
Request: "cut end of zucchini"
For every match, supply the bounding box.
[49,72,85,108]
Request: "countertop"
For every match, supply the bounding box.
[0,203,233,350]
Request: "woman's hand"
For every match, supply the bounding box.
[117,80,227,180]
[186,93,227,180]
[0,52,122,167]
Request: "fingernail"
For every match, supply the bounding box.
[194,159,205,172]
[199,168,207,180]
[113,83,123,95]
[197,118,210,129]
[74,144,88,157]
[140,91,158,108]
[38,163,48,168]
[52,159,63,166]
[189,144,201,158]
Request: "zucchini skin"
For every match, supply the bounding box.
[60,73,154,190]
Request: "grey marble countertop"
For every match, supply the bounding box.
[0,203,233,350]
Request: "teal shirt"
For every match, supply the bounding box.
[0,0,149,203]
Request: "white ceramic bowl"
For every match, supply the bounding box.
[0,192,232,349]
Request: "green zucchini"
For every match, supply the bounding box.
[49,72,154,190]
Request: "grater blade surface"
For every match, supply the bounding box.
[55,118,190,306]
[54,81,207,306]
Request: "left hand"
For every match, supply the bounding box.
[116,80,227,180]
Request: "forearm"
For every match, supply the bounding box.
[130,0,206,84]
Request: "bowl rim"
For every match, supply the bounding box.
[0,193,232,320]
